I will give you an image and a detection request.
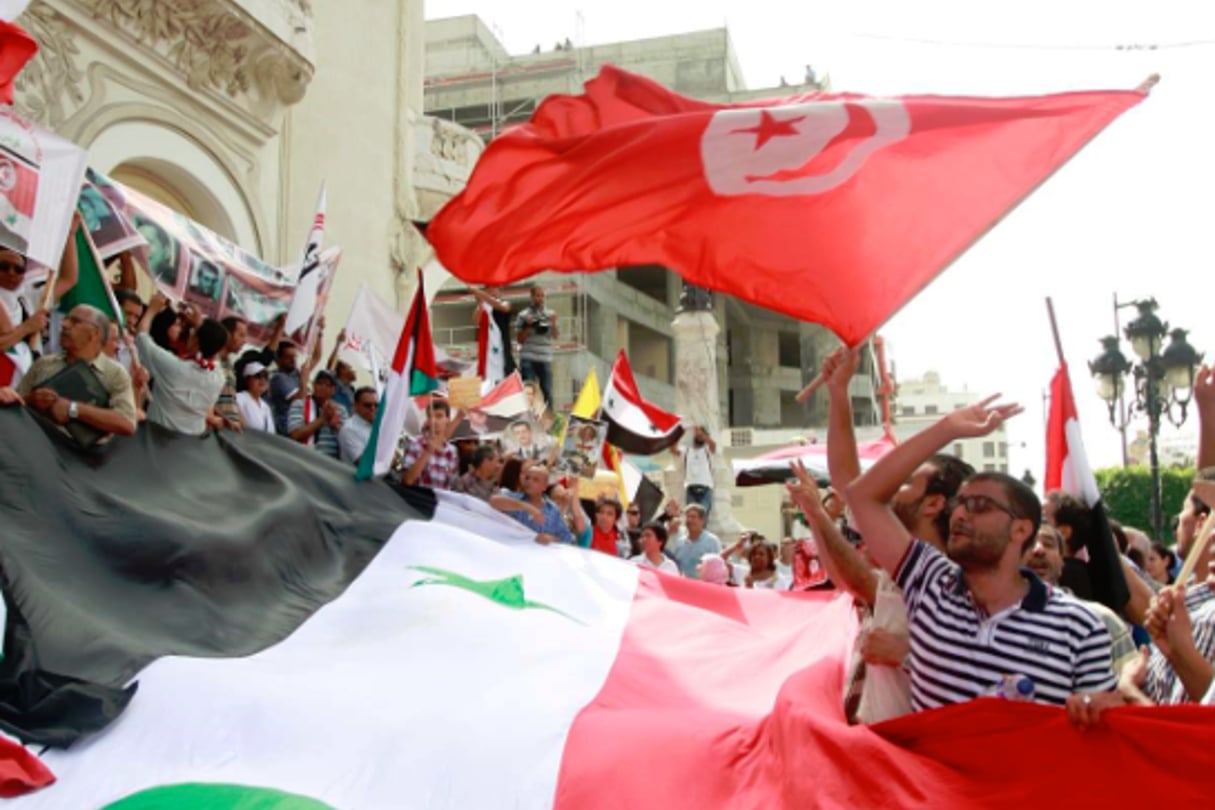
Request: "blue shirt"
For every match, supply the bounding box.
[504,491,577,545]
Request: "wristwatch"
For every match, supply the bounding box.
[67,400,79,420]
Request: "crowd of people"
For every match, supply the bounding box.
[4,229,1215,731]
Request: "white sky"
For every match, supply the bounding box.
[426,0,1215,481]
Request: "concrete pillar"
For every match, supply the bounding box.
[673,308,742,540]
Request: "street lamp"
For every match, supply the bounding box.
[1089,298,1203,540]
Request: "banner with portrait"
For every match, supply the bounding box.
[78,170,146,259]
[556,415,606,479]
[87,170,299,345]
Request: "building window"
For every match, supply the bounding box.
[953,442,964,458]
[999,464,1008,473]
[983,441,995,458]
[901,406,915,417]
[925,405,939,415]
[999,442,1008,458]
[778,332,801,368]
[984,464,996,472]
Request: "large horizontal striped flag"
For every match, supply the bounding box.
[601,350,684,455]
[9,490,1215,807]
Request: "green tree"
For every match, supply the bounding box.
[1093,465,1194,543]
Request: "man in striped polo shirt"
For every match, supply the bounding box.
[845,396,1118,716]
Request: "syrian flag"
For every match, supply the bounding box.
[282,183,326,340]
[356,271,439,480]
[1046,362,1130,612]
[477,301,506,385]
[9,487,1215,808]
[601,350,684,455]
[428,66,1148,347]
[449,372,530,439]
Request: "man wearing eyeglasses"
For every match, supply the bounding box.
[338,386,378,466]
[844,395,1118,722]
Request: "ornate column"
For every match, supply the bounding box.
[672,281,741,538]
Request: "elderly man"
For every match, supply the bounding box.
[844,396,1117,721]
[3,304,136,442]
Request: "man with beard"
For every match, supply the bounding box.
[844,395,1118,721]
[789,348,973,723]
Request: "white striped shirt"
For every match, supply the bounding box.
[1145,596,1215,704]
[896,540,1116,710]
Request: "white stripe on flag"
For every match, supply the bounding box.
[16,508,638,809]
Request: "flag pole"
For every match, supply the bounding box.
[1045,297,1066,366]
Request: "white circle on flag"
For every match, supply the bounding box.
[700,100,910,197]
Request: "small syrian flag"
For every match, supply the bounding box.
[1045,361,1130,612]
[477,301,505,385]
[601,350,684,455]
[356,271,439,481]
[283,183,327,340]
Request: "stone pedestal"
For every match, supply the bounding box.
[672,307,742,540]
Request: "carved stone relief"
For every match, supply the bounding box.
[13,4,86,128]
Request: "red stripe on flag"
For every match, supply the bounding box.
[554,569,1215,808]
[1045,362,1077,494]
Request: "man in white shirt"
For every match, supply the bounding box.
[673,425,716,519]
[339,386,378,465]
[630,523,679,575]
[136,294,227,436]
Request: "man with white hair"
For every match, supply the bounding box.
[2,304,136,443]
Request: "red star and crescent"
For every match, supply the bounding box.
[731,110,806,150]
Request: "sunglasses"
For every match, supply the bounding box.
[954,493,1021,519]
[0,260,25,275]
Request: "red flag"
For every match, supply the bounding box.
[555,571,1215,809]
[429,66,1147,346]
[0,19,35,106]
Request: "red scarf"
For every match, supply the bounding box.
[193,353,215,371]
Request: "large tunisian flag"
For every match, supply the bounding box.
[428,66,1148,346]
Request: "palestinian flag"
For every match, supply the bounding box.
[356,270,439,480]
[601,350,684,455]
[1045,361,1130,612]
[6,476,1215,807]
[57,223,120,325]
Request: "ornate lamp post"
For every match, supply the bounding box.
[1089,299,1203,540]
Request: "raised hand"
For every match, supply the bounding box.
[942,394,1023,438]
[785,459,825,515]
[822,346,860,392]
[1195,365,1215,414]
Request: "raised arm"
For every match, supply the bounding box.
[823,346,862,487]
[1196,365,1215,472]
[788,459,877,605]
[846,396,1022,575]
[470,286,510,314]
[50,212,83,303]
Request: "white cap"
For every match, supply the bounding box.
[243,361,268,377]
